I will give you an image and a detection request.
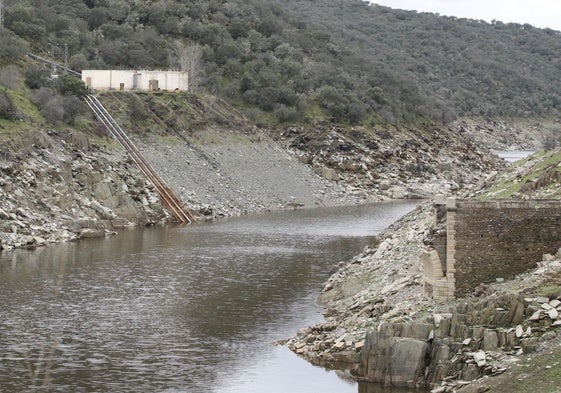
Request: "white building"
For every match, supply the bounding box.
[82,70,189,92]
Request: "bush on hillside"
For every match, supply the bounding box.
[61,95,86,125]
[56,75,87,97]
[0,90,18,120]
[0,66,21,90]
[0,30,28,61]
[127,94,148,124]
[24,65,52,90]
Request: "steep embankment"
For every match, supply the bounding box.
[0,91,375,250]
[477,148,561,200]
[0,129,165,250]
[95,91,509,212]
[275,122,496,200]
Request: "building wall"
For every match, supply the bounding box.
[82,70,188,91]
[425,199,561,300]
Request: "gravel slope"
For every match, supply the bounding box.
[139,137,375,218]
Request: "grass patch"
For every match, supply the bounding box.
[477,180,522,200]
[477,149,561,200]
[539,286,561,299]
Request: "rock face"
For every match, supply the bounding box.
[276,122,505,200]
[361,324,429,387]
[293,288,561,388]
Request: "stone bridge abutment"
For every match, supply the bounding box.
[424,197,561,301]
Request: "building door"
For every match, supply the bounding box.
[133,73,140,89]
[149,79,159,91]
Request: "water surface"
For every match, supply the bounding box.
[0,202,418,392]
[493,150,536,163]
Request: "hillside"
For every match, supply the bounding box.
[2,0,561,126]
[278,0,561,120]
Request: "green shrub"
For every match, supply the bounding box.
[24,66,52,90]
[56,75,87,97]
[0,90,17,120]
[127,94,148,124]
[0,30,28,61]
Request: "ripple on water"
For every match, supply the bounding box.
[0,202,419,392]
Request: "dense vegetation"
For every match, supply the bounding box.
[1,0,561,126]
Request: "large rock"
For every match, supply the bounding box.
[388,338,428,387]
[360,323,428,387]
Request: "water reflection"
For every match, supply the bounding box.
[0,202,418,392]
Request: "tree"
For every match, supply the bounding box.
[0,30,28,61]
[24,65,52,90]
[169,41,203,93]
[68,54,89,73]
[0,90,17,120]
[56,75,87,97]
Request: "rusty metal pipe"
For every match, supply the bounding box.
[84,95,194,224]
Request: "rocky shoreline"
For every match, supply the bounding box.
[0,130,167,251]
[2,115,559,391]
[0,115,516,251]
[285,199,561,391]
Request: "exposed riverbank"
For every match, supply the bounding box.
[2,98,560,390]
[285,199,561,390]
[3,91,542,251]
[285,132,561,391]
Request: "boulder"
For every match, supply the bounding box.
[388,337,428,387]
[79,228,105,239]
[472,351,486,367]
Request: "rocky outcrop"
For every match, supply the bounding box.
[357,279,561,389]
[448,118,549,151]
[291,270,561,389]
[276,122,503,200]
[360,324,429,388]
[0,130,166,250]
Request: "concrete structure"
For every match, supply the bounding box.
[82,70,188,92]
[424,198,561,301]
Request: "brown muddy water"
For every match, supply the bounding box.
[0,202,419,392]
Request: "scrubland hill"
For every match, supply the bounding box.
[2,0,561,126]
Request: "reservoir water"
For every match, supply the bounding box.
[493,150,536,163]
[0,202,418,392]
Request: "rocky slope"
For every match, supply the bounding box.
[2,89,560,390]
[273,117,553,201]
[449,118,556,151]
[0,129,166,250]
[0,91,552,252]
[286,199,561,390]
[477,149,561,200]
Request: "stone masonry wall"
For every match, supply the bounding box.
[452,200,561,296]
